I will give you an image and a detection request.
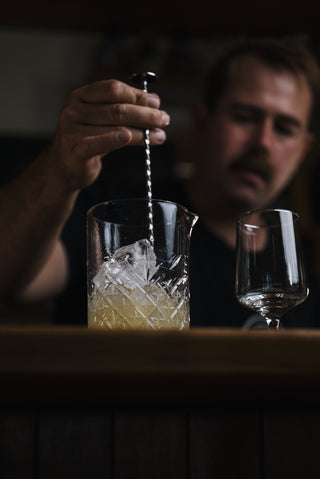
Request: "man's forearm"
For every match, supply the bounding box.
[0,153,78,300]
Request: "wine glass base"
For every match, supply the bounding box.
[266,318,280,329]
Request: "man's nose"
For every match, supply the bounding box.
[253,120,274,150]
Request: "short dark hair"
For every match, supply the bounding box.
[203,37,320,132]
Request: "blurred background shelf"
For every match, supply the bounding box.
[1,0,320,33]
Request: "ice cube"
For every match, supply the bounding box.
[93,239,159,290]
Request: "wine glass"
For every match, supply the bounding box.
[235,208,309,329]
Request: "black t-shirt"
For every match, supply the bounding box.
[55,172,320,329]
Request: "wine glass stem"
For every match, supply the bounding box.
[266,318,280,329]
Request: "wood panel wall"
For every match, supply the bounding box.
[0,327,320,478]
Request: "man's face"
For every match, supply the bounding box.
[194,55,313,211]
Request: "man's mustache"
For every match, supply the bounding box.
[230,150,273,183]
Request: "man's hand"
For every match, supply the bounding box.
[0,79,170,302]
[46,79,170,191]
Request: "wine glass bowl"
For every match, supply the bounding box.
[235,209,309,329]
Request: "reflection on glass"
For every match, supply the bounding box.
[235,209,309,329]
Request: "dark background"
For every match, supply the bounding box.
[1,1,320,322]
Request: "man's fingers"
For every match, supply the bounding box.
[71,102,170,130]
[70,126,167,162]
[71,128,133,161]
[62,79,170,141]
[70,126,167,152]
[74,79,160,108]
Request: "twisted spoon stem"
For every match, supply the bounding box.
[131,72,157,246]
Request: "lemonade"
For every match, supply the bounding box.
[88,281,189,330]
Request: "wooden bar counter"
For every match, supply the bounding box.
[1,326,320,478]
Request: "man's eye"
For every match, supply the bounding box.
[275,123,295,136]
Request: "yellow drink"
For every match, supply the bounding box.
[88,282,189,330]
